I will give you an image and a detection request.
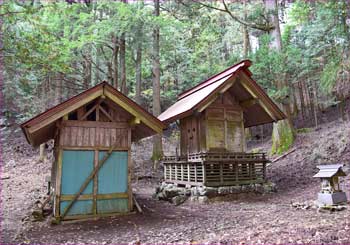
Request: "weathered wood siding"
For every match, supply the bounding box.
[59,121,130,149]
[205,92,245,152]
[180,116,200,155]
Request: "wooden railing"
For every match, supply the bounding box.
[163,152,268,163]
[204,162,266,186]
[162,152,268,186]
[164,162,204,186]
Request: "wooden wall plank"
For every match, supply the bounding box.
[89,128,95,147]
[110,128,116,146]
[70,127,77,146]
[105,128,111,147]
[76,127,83,146]
[83,127,90,146]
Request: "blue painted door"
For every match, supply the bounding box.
[60,150,94,216]
[97,151,128,213]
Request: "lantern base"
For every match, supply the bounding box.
[317,192,347,206]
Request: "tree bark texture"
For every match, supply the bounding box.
[152,0,163,167]
[265,0,295,154]
[112,35,119,89]
[135,23,143,105]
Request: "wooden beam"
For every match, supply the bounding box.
[80,104,98,121]
[239,98,259,109]
[218,78,236,94]
[129,117,141,126]
[197,77,237,113]
[62,120,128,129]
[28,89,103,134]
[99,105,115,122]
[104,90,163,133]
[239,73,278,121]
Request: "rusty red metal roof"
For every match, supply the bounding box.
[158,60,286,125]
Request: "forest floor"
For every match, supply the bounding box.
[1,119,350,244]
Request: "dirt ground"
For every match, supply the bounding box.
[1,120,350,244]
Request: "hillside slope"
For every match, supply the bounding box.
[1,119,350,244]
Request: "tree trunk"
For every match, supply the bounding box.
[298,81,306,120]
[112,35,119,89]
[95,47,101,84]
[135,23,143,105]
[83,55,91,89]
[152,0,163,168]
[242,0,251,58]
[265,0,295,155]
[119,34,127,94]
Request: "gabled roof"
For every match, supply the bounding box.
[313,164,346,178]
[21,82,165,147]
[158,60,286,127]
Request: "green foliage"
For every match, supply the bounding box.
[296,128,313,134]
[2,0,350,131]
[271,121,294,155]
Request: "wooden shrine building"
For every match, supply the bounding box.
[21,82,165,221]
[159,60,285,187]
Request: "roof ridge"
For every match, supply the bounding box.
[177,59,251,101]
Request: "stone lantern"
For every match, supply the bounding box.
[313,164,347,206]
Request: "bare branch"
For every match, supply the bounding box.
[189,0,274,32]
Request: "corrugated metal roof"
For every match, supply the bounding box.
[158,60,286,125]
[313,164,346,178]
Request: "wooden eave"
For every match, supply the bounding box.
[21,82,165,147]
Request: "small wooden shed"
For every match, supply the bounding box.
[21,82,165,221]
[159,60,285,187]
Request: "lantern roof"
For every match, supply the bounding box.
[313,164,347,178]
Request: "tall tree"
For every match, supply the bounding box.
[135,22,143,105]
[119,33,127,93]
[152,0,163,168]
[265,0,294,154]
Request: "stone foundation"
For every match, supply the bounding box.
[153,181,277,205]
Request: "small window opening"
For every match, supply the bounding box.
[68,111,77,120]
[84,101,97,121]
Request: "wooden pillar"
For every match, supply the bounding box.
[187,164,190,182]
[249,163,253,182]
[263,162,266,180]
[93,150,98,215]
[219,162,223,184]
[181,164,184,181]
[164,164,167,180]
[55,148,63,219]
[202,163,206,185]
[235,162,238,182]
[127,128,133,211]
[194,164,197,183]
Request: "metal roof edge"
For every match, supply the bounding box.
[177,60,252,100]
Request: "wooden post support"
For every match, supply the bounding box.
[164,164,167,180]
[202,163,206,185]
[169,164,172,181]
[235,163,238,182]
[187,164,190,182]
[93,150,98,215]
[181,164,184,181]
[60,144,117,220]
[219,162,223,184]
[194,164,197,183]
